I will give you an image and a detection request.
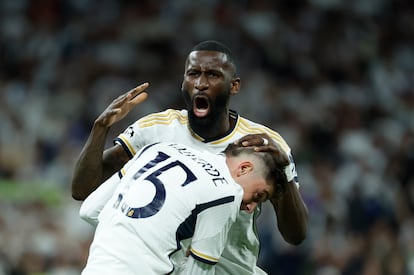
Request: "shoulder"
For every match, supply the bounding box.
[237,115,291,153]
[135,109,188,128]
[232,110,279,137]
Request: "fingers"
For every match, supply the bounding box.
[108,108,121,115]
[235,134,290,166]
[236,134,275,153]
[128,83,149,105]
[235,134,270,147]
[127,82,149,99]
[129,91,148,105]
[112,83,149,107]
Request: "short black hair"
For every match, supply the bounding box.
[191,40,235,65]
[192,40,232,56]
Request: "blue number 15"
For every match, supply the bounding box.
[114,151,197,219]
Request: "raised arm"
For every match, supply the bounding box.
[71,83,149,200]
[235,133,308,245]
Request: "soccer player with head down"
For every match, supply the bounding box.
[80,141,290,275]
[72,40,308,274]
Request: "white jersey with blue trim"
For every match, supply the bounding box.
[115,109,299,275]
[81,142,243,275]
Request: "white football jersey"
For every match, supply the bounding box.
[81,142,243,275]
[114,109,299,275]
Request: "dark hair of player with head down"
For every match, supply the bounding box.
[223,143,289,195]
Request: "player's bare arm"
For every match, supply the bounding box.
[236,133,308,245]
[270,177,308,245]
[71,83,149,201]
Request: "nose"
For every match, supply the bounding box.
[195,73,209,91]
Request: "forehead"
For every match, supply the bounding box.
[186,51,232,70]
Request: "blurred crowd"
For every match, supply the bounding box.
[1,0,413,274]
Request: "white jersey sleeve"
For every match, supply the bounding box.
[189,194,242,265]
[114,109,190,158]
[178,196,241,275]
[79,172,121,226]
[79,145,153,227]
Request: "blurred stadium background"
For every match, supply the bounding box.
[1,0,413,274]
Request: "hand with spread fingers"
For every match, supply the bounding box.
[95,83,149,128]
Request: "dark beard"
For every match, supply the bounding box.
[183,89,231,140]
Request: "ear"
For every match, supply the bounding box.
[237,161,253,176]
[230,78,241,95]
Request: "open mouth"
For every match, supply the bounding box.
[193,95,210,118]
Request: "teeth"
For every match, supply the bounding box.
[194,107,208,117]
[196,109,208,114]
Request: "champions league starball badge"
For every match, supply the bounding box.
[126,126,135,137]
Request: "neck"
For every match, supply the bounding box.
[189,111,236,140]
